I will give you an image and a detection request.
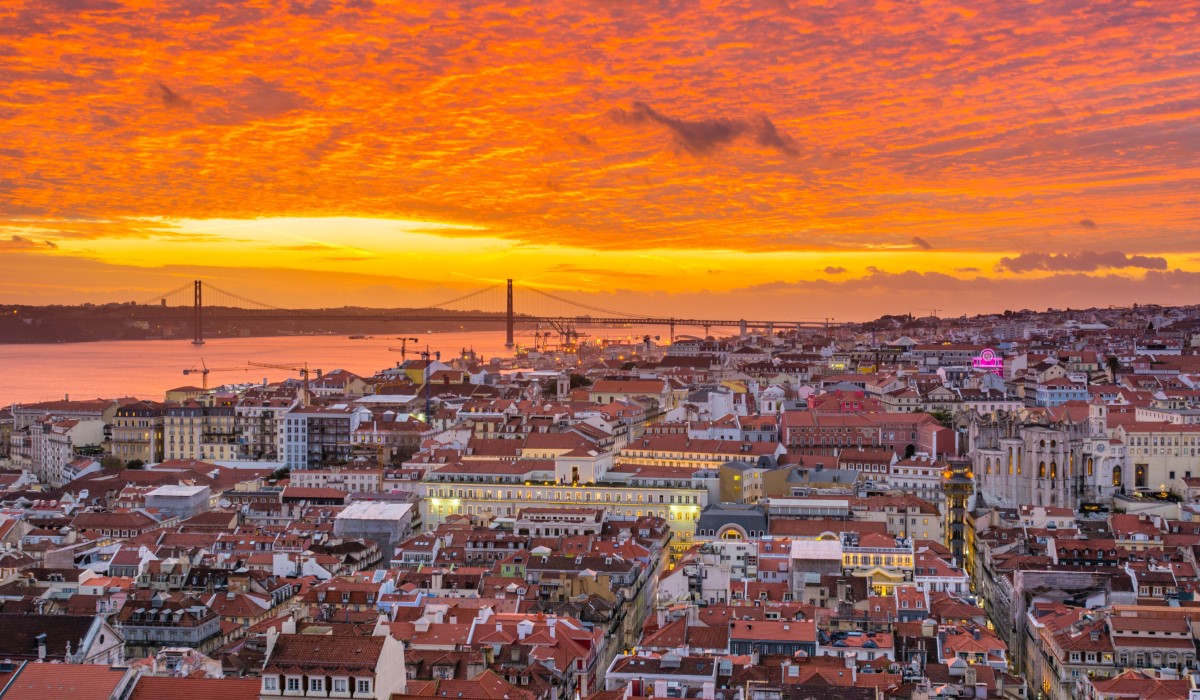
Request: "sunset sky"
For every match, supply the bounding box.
[1,0,1198,320]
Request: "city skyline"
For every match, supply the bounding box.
[2,0,1199,319]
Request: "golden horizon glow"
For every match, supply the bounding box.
[1,1,1198,319]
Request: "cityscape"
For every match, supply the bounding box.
[3,1,1200,700]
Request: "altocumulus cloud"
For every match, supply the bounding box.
[997,250,1167,273]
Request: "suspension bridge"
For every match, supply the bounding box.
[102,280,833,345]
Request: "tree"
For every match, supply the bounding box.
[100,456,123,470]
[126,459,145,470]
[927,408,955,429]
[569,374,593,389]
[1106,355,1121,376]
[269,467,291,481]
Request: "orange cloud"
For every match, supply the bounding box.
[0,0,1198,311]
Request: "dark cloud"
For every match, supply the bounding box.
[610,102,799,157]
[47,0,121,10]
[156,81,192,110]
[1078,219,1098,229]
[823,266,846,274]
[0,234,57,251]
[753,114,800,157]
[289,0,333,16]
[569,131,595,148]
[911,236,933,250]
[236,77,305,117]
[997,250,1168,273]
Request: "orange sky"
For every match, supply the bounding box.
[1,0,1198,320]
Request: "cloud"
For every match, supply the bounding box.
[156,81,192,110]
[272,240,376,258]
[823,266,847,274]
[1078,219,1098,230]
[752,115,800,157]
[2,0,1200,258]
[548,263,662,280]
[0,234,57,251]
[609,102,798,157]
[911,236,933,251]
[955,267,979,273]
[996,250,1168,273]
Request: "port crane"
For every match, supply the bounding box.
[247,361,322,406]
[182,359,249,390]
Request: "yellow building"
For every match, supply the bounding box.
[109,400,165,465]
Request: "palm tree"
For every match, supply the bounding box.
[1106,355,1121,376]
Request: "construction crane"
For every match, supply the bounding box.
[182,358,249,391]
[247,361,322,406]
[387,337,420,361]
[418,347,440,423]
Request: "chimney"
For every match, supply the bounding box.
[281,614,297,635]
[844,651,857,683]
[36,633,46,661]
[654,680,668,697]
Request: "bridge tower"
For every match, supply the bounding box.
[192,280,204,345]
[505,278,514,348]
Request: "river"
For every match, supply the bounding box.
[0,327,679,405]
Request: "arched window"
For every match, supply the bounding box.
[1050,461,1057,479]
[1087,457,1094,477]
[1040,439,1046,448]
[1112,465,1122,487]
[1008,451,1014,475]
[1039,462,1046,479]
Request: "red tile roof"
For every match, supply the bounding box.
[130,677,261,700]
[2,663,129,700]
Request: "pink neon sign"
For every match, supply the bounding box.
[973,348,1003,376]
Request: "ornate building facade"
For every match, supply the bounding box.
[966,400,1122,509]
